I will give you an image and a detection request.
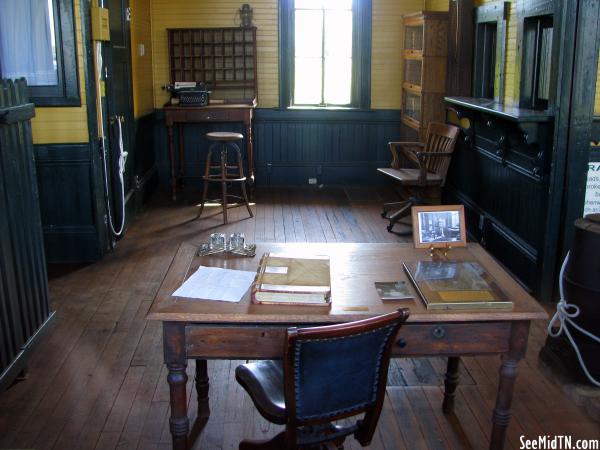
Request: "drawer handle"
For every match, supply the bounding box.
[206,115,211,119]
[432,326,446,339]
[396,339,407,348]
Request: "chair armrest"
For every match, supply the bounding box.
[388,142,424,169]
[414,151,454,158]
[388,141,425,148]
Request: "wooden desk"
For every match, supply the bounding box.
[148,242,547,450]
[163,103,255,200]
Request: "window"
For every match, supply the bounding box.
[473,2,508,101]
[520,14,553,110]
[474,22,497,99]
[279,0,371,109]
[0,0,79,106]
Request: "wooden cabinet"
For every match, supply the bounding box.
[401,12,448,141]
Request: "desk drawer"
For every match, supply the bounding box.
[393,322,511,356]
[185,322,512,359]
[186,326,285,359]
[185,110,231,122]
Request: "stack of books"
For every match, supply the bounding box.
[252,253,331,306]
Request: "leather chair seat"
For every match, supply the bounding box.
[235,360,286,425]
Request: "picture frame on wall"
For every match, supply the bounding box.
[411,205,467,249]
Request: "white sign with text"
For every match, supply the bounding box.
[584,162,600,216]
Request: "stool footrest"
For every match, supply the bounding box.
[203,176,247,182]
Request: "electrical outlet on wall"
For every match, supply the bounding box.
[308,178,317,185]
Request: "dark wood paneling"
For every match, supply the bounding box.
[34,143,102,263]
[153,108,402,187]
[444,103,554,296]
[0,79,54,392]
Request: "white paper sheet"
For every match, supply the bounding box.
[172,266,256,302]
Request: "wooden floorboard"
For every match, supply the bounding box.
[0,186,599,450]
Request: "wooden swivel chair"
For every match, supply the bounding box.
[235,309,410,450]
[378,122,460,234]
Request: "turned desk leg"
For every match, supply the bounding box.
[490,321,530,450]
[196,359,210,418]
[164,322,188,450]
[167,124,177,200]
[168,362,189,450]
[443,356,460,414]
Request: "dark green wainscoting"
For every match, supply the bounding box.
[34,143,103,263]
[34,113,157,263]
[153,108,402,188]
[444,99,555,298]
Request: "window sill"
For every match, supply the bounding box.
[287,105,361,111]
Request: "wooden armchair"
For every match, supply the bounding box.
[234,309,410,449]
[378,122,460,234]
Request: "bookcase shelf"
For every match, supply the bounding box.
[401,12,448,141]
[168,27,257,101]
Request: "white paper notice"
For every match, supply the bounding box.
[172,266,256,302]
[584,162,600,216]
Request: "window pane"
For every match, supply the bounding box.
[295,0,323,9]
[537,26,553,101]
[295,57,322,104]
[323,0,352,10]
[324,10,352,58]
[324,57,351,104]
[295,10,323,58]
[0,0,58,86]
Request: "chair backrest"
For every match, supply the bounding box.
[423,122,460,185]
[283,308,409,446]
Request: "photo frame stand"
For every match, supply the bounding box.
[429,245,452,260]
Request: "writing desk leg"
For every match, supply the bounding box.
[167,362,189,450]
[167,124,177,200]
[196,359,210,418]
[244,119,255,199]
[179,125,185,184]
[442,356,460,413]
[490,321,530,450]
[164,322,188,450]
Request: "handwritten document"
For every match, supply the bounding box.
[172,266,256,302]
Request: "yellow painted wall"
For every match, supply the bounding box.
[130,0,154,118]
[150,0,428,110]
[371,0,423,109]
[425,0,449,11]
[31,0,89,144]
[151,0,278,108]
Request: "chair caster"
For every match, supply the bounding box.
[381,211,388,219]
[387,224,394,233]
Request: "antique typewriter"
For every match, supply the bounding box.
[165,82,210,106]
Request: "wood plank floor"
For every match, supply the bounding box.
[1,186,598,450]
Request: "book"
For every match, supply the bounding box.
[374,281,414,301]
[251,253,331,306]
[403,260,513,310]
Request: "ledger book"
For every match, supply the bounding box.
[252,253,331,305]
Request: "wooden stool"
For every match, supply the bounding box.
[197,131,253,224]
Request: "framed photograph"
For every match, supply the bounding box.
[411,205,467,249]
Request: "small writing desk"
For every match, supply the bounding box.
[148,242,547,450]
[164,103,256,199]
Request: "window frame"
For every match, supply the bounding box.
[473,2,509,102]
[517,0,557,111]
[278,0,372,109]
[29,0,80,106]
